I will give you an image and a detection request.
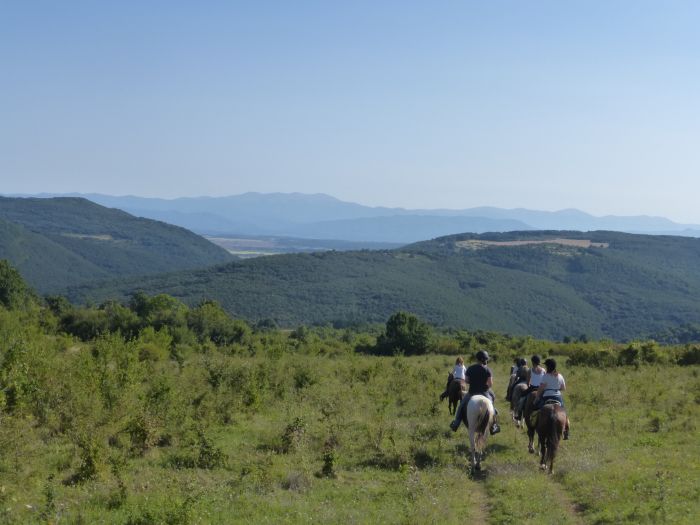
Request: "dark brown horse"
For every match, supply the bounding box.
[448,378,467,415]
[536,402,567,473]
[510,382,529,428]
[523,392,539,453]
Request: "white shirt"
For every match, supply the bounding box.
[529,367,546,388]
[540,373,565,396]
[453,364,467,380]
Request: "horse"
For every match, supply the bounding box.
[466,394,495,471]
[535,402,567,473]
[506,365,529,403]
[510,382,529,428]
[448,378,467,415]
[523,392,539,454]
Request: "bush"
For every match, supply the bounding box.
[376,311,433,355]
[187,300,250,346]
[678,346,700,365]
[0,259,35,310]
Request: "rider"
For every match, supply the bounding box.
[516,354,545,417]
[506,357,528,401]
[534,358,570,439]
[439,356,467,401]
[450,350,500,434]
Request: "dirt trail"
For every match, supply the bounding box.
[477,422,586,525]
[469,478,491,523]
[541,475,586,525]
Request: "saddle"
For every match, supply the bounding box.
[527,399,562,426]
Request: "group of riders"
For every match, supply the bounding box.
[440,350,570,439]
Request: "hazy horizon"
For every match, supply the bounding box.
[3,2,700,222]
[8,190,700,226]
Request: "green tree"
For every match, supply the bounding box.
[129,292,188,331]
[376,311,432,355]
[0,259,34,310]
[187,300,249,346]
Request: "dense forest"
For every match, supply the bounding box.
[62,230,700,342]
[0,197,233,292]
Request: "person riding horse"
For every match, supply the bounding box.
[515,354,545,418]
[534,358,570,439]
[450,350,500,435]
[506,357,528,402]
[439,356,467,401]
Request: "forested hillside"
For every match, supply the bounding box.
[0,197,234,292]
[63,230,700,341]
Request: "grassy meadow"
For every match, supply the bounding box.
[0,269,698,523]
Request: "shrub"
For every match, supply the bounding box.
[0,260,35,310]
[187,300,250,346]
[617,344,640,366]
[165,429,227,470]
[678,346,700,365]
[281,417,307,453]
[376,311,432,355]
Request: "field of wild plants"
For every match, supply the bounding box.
[0,266,699,524]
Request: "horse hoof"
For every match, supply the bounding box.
[540,464,547,471]
[474,464,481,471]
[528,448,534,454]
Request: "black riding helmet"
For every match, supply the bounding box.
[544,358,557,373]
[531,354,541,366]
[476,350,489,363]
[517,358,527,367]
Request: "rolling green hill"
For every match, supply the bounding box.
[0,197,234,292]
[61,230,700,341]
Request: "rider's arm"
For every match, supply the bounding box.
[535,383,545,399]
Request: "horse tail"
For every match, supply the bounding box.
[546,409,563,466]
[474,402,491,450]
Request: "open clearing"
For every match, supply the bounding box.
[457,238,610,250]
[2,344,697,524]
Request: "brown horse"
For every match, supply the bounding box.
[536,402,567,473]
[523,392,539,453]
[506,365,529,402]
[510,383,529,428]
[448,378,467,415]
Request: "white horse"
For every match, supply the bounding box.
[466,395,495,471]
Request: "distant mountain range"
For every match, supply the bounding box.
[13,192,700,243]
[0,197,234,292]
[62,230,700,341]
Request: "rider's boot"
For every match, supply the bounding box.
[449,403,463,432]
[490,412,501,435]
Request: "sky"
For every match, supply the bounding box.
[2,1,700,222]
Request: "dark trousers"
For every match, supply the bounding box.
[452,389,497,425]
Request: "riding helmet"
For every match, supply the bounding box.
[476,350,489,362]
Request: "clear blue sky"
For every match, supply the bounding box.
[2,1,700,221]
